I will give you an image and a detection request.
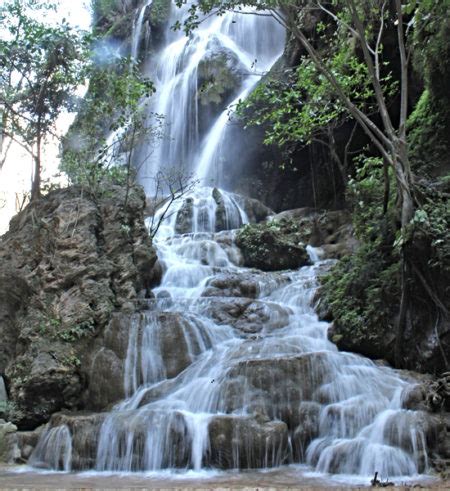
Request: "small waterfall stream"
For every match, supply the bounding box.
[28,1,438,483]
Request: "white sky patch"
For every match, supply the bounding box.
[0,0,92,234]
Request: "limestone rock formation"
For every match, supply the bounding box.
[197,44,246,108]
[0,420,18,463]
[0,185,158,429]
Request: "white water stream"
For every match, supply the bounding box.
[136,1,285,191]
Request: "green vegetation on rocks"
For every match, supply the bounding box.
[236,220,310,271]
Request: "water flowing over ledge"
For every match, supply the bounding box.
[29,188,438,481]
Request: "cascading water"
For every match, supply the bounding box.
[28,0,438,484]
[135,1,285,191]
[31,190,435,479]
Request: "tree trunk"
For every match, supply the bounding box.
[31,126,41,202]
[382,157,390,215]
[394,141,414,228]
[393,141,414,367]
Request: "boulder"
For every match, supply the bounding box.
[87,348,125,411]
[0,420,18,463]
[202,271,263,299]
[236,223,310,271]
[234,195,274,224]
[174,197,194,234]
[206,415,289,469]
[220,353,332,427]
[198,297,254,326]
[197,43,246,108]
[152,312,211,378]
[269,208,357,258]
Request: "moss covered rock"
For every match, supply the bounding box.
[235,221,310,271]
[197,44,245,107]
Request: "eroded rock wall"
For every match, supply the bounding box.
[0,184,158,430]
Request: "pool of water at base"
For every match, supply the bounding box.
[0,464,441,489]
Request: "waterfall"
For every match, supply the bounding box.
[88,204,432,476]
[29,1,437,483]
[30,190,436,477]
[134,1,285,192]
[131,0,152,61]
[29,425,72,472]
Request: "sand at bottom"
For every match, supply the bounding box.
[0,465,445,490]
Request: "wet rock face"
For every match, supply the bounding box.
[0,269,31,373]
[212,188,243,233]
[291,401,321,460]
[269,208,357,260]
[151,312,211,379]
[206,415,289,469]
[174,197,194,235]
[234,195,274,224]
[222,353,332,427]
[401,374,450,474]
[0,185,158,429]
[29,412,107,471]
[202,271,263,299]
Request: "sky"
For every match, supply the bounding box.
[0,0,92,233]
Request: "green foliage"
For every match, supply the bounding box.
[35,311,96,342]
[150,0,172,26]
[56,319,95,342]
[0,0,88,144]
[408,3,450,175]
[411,0,450,101]
[407,90,449,174]
[347,156,396,242]
[91,0,119,23]
[230,1,397,173]
[238,49,385,149]
[61,59,157,196]
[322,242,400,340]
[321,154,400,349]
[408,187,450,281]
[0,0,89,196]
[235,217,310,271]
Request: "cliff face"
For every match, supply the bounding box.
[0,184,159,430]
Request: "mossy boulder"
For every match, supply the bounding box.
[197,44,246,107]
[235,221,310,271]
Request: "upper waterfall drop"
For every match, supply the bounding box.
[133,1,285,193]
